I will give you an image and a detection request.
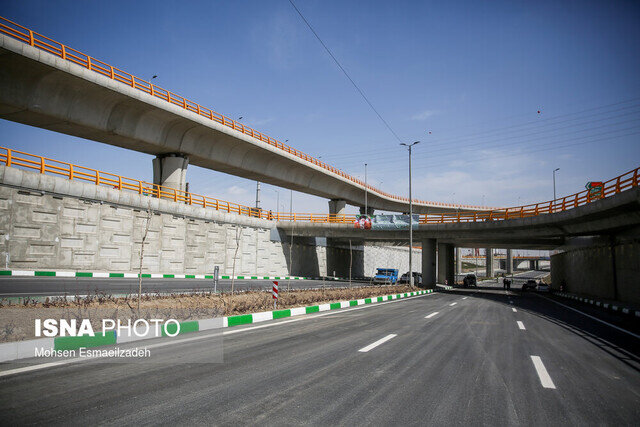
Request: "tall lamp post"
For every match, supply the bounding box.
[364,163,368,215]
[553,167,560,202]
[400,141,420,286]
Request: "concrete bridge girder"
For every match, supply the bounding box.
[0,36,483,214]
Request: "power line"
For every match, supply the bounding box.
[329,101,640,168]
[320,97,640,161]
[371,125,640,174]
[335,109,640,168]
[288,0,403,143]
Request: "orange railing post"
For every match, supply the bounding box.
[5,148,11,167]
[68,164,73,180]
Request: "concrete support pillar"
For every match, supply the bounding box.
[153,154,189,192]
[485,248,495,278]
[438,242,455,286]
[506,249,513,274]
[422,239,437,288]
[328,199,346,216]
[359,206,375,216]
[327,199,351,278]
[456,247,462,276]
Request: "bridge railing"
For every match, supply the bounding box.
[0,15,485,210]
[0,146,638,225]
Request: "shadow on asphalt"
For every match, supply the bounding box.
[444,284,640,372]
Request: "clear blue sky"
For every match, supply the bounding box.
[1,0,639,214]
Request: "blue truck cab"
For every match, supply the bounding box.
[373,268,399,284]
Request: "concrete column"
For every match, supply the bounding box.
[485,248,495,278]
[327,199,349,278]
[506,249,513,274]
[438,242,455,285]
[359,206,375,216]
[456,247,462,276]
[153,154,189,192]
[422,239,437,288]
[328,199,346,216]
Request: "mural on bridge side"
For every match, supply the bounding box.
[354,214,420,230]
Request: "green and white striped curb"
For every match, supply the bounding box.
[555,292,640,318]
[0,289,433,362]
[0,270,309,280]
[221,289,433,327]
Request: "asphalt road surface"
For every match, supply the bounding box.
[1,285,638,425]
[0,277,368,297]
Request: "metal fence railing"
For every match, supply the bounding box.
[0,146,637,224]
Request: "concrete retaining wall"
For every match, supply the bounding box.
[551,234,640,306]
[0,166,419,277]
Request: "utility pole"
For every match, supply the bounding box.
[288,189,293,291]
[553,168,560,207]
[364,163,368,215]
[400,141,420,286]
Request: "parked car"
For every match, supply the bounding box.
[463,274,477,288]
[373,268,399,285]
[522,279,538,291]
[537,283,550,292]
[398,272,422,286]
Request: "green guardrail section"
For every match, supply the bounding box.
[227,314,253,327]
[54,331,117,351]
[162,320,199,337]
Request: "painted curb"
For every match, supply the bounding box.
[0,289,434,363]
[554,291,640,318]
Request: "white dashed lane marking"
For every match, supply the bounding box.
[517,321,526,330]
[425,312,439,319]
[358,334,397,353]
[531,356,556,389]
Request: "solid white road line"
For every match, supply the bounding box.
[537,294,640,340]
[425,312,439,319]
[449,302,457,306]
[359,334,397,353]
[530,356,556,389]
[512,308,517,313]
[517,321,526,330]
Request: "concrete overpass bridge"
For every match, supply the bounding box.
[0,144,637,302]
[0,16,638,306]
[277,183,640,284]
[0,16,488,215]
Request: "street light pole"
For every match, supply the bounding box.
[400,141,420,287]
[364,163,368,215]
[553,168,560,201]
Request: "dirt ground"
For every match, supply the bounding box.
[0,285,418,343]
